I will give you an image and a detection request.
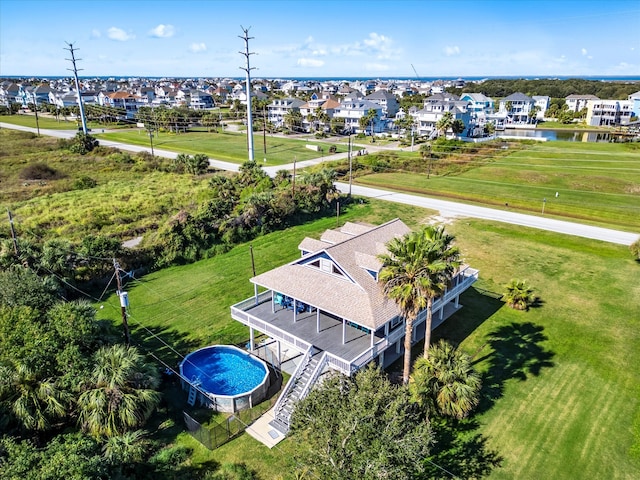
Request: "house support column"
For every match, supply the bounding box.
[316,309,320,333]
[379,351,385,368]
[293,299,297,323]
[440,305,444,320]
[271,290,275,313]
[277,341,282,366]
[455,295,460,308]
[249,328,255,351]
[370,329,375,348]
[254,284,258,306]
[342,319,346,344]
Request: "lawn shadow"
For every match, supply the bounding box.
[474,322,555,414]
[131,323,201,372]
[428,417,502,479]
[435,286,505,346]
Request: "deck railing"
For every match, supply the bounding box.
[273,346,312,415]
[299,352,328,399]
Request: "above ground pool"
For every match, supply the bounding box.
[180,345,270,412]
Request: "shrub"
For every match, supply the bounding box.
[630,239,640,261]
[73,176,97,190]
[328,145,337,154]
[19,163,64,180]
[503,279,536,310]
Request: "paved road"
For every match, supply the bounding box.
[2,122,637,246]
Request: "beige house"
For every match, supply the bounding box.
[230,218,478,434]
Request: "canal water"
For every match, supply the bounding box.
[497,129,618,142]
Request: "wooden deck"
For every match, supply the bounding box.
[240,300,383,362]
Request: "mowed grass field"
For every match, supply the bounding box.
[96,201,640,479]
[0,113,132,131]
[96,128,342,166]
[355,141,640,231]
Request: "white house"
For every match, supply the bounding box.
[586,99,634,126]
[333,98,384,134]
[267,98,305,129]
[565,94,600,113]
[230,219,478,434]
[498,92,536,124]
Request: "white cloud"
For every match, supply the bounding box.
[581,48,588,56]
[107,27,135,41]
[91,29,101,38]
[587,55,593,60]
[444,45,461,56]
[189,42,207,53]
[149,24,175,38]
[297,58,324,68]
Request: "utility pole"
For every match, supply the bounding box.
[292,156,297,196]
[113,259,130,345]
[33,100,40,136]
[7,209,19,256]
[262,104,267,156]
[239,27,256,162]
[64,42,88,134]
[348,134,352,197]
[148,127,155,157]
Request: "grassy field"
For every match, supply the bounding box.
[96,129,344,166]
[0,129,215,241]
[95,200,640,479]
[354,141,640,231]
[0,113,132,131]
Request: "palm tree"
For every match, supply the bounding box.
[379,226,461,383]
[78,345,160,438]
[409,340,481,419]
[284,109,302,132]
[503,279,535,310]
[0,363,68,431]
[436,111,454,137]
[416,226,460,358]
[378,226,458,383]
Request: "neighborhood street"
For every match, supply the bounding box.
[2,122,638,246]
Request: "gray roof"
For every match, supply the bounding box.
[251,219,411,329]
[503,92,534,102]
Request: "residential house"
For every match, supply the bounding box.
[364,89,399,118]
[267,98,305,129]
[628,91,640,117]
[498,92,536,124]
[565,94,599,113]
[99,91,140,118]
[230,219,478,434]
[333,98,384,134]
[299,93,340,132]
[412,95,471,137]
[532,96,550,120]
[189,90,215,110]
[0,82,20,107]
[585,99,634,126]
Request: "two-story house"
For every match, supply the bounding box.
[267,98,305,129]
[230,218,478,435]
[333,98,384,134]
[364,89,399,118]
[586,99,634,126]
[565,94,600,113]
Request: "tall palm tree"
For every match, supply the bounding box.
[379,226,461,384]
[0,363,68,431]
[78,345,160,438]
[378,227,434,384]
[417,226,460,358]
[409,340,481,419]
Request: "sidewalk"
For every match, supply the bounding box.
[244,407,286,448]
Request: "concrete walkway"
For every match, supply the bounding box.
[2,122,637,246]
[244,406,285,448]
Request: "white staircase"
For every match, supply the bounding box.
[270,350,326,435]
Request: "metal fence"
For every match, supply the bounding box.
[183,370,283,450]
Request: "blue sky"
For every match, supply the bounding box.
[1,0,639,78]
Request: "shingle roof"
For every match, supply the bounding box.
[503,92,533,102]
[251,219,411,329]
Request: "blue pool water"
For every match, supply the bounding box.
[181,346,268,396]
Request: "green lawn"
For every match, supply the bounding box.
[0,113,129,131]
[96,200,640,479]
[355,141,640,231]
[96,129,343,166]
